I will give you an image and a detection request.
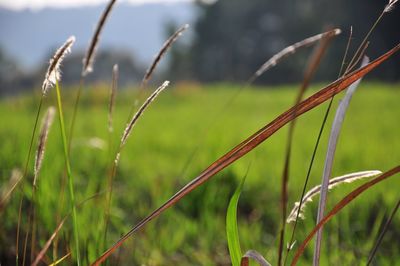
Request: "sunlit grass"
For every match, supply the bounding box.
[0,82,399,264]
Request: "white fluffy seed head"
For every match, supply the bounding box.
[41,36,75,95]
[385,0,398,12]
[286,170,382,223]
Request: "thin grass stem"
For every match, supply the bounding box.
[367,198,400,265]
[55,80,80,266]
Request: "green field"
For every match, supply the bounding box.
[1,82,399,265]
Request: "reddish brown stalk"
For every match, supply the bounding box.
[32,190,106,266]
[290,166,400,266]
[91,44,400,265]
[278,27,338,266]
[32,217,67,266]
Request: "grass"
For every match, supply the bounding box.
[0,82,399,265]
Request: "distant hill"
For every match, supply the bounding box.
[0,2,196,72]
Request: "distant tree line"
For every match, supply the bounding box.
[167,0,400,84]
[1,0,399,95]
[0,48,143,96]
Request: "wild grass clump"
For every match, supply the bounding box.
[1,0,399,265]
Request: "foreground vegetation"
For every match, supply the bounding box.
[0,83,399,265]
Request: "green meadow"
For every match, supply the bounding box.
[0,82,399,265]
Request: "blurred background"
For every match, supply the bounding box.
[0,0,399,95]
[1,1,399,265]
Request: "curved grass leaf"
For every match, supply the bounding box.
[313,56,370,265]
[226,175,247,266]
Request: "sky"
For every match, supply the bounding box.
[0,0,192,11]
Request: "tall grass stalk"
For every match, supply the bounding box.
[18,34,74,264]
[102,81,170,251]
[55,80,80,265]
[101,64,119,252]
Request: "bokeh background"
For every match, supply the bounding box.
[0,0,399,265]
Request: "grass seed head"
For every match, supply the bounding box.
[34,106,56,186]
[385,0,398,12]
[120,81,170,148]
[41,36,75,95]
[82,0,117,76]
[286,170,382,223]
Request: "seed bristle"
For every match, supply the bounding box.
[42,36,75,95]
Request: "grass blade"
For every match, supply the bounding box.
[91,44,400,265]
[226,173,247,266]
[291,166,400,266]
[313,56,369,265]
[55,80,80,265]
